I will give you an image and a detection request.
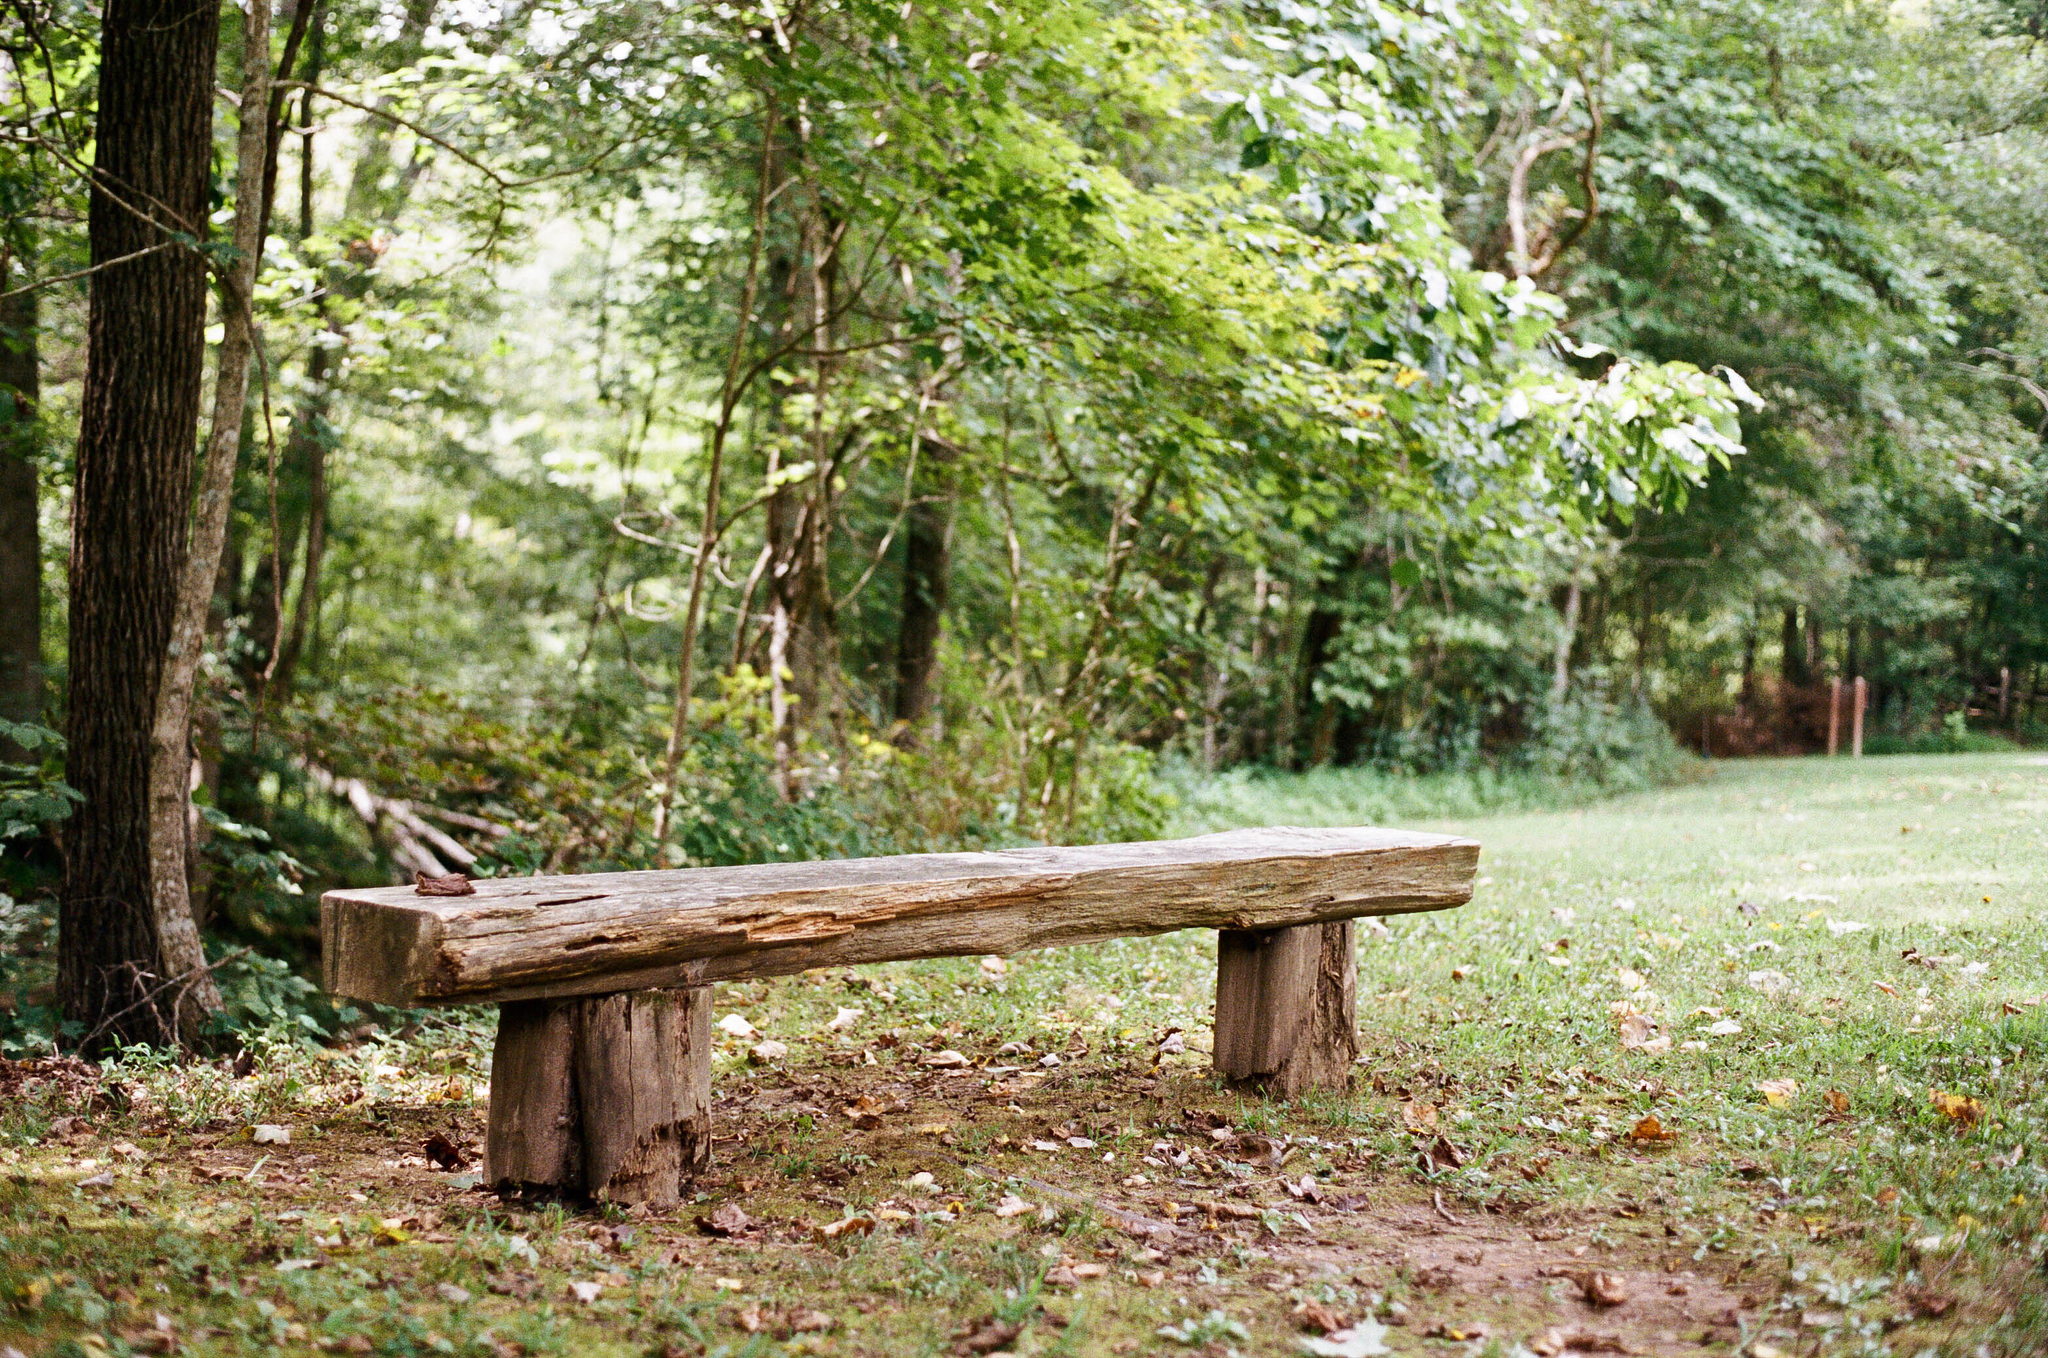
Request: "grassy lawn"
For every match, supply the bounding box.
[2,752,2043,1357]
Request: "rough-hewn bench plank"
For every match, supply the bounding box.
[320,826,1477,1205]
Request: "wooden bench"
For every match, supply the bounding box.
[321,826,1477,1206]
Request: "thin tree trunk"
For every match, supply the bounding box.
[60,0,223,1053]
[0,288,41,755]
[145,0,273,1043]
[1550,578,1581,703]
[1780,606,1808,687]
[653,111,776,838]
[891,446,953,744]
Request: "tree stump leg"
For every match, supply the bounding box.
[1213,920,1357,1097]
[487,986,711,1205]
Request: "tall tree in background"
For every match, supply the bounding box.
[0,287,38,753]
[59,0,221,1052]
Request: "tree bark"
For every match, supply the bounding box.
[0,287,40,754]
[1213,920,1358,1097]
[59,0,223,1054]
[486,988,712,1205]
[891,456,953,743]
[1550,578,1581,703]
[1780,606,1809,687]
[143,0,274,1043]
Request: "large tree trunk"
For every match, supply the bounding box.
[59,0,222,1054]
[144,0,273,1043]
[0,288,40,755]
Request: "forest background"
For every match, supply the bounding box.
[3,0,2047,1050]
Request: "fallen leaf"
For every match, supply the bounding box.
[1400,1102,1439,1134]
[922,1049,971,1068]
[414,872,475,896]
[750,1040,788,1063]
[695,1203,750,1237]
[1300,1319,1391,1357]
[1824,1089,1850,1115]
[1575,1271,1629,1307]
[436,1282,472,1304]
[422,1132,467,1170]
[1708,1018,1744,1037]
[1421,1322,1486,1340]
[251,1124,292,1146]
[1901,1285,1954,1319]
[786,1308,835,1334]
[842,1094,887,1129]
[952,1315,1024,1355]
[1626,1116,1676,1146]
[1533,1330,1634,1355]
[1156,1029,1186,1056]
[1755,1078,1799,1107]
[1417,1135,1466,1172]
[1931,1091,1982,1130]
[993,1193,1035,1218]
[979,956,1008,978]
[825,1006,863,1032]
[717,1013,757,1039]
[1297,1299,1348,1334]
[814,1215,875,1243]
[77,1170,114,1188]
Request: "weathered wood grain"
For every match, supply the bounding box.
[1213,920,1358,1096]
[486,987,710,1205]
[323,826,1477,1006]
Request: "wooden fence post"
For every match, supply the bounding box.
[1828,677,1842,757]
[1852,676,1867,758]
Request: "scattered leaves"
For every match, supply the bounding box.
[414,872,475,896]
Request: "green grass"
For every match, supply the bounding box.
[2,752,2044,1357]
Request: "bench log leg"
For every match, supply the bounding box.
[1213,921,1357,1097]
[487,986,711,1205]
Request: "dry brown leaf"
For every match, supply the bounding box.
[1824,1089,1850,1115]
[413,872,475,897]
[1901,1285,1954,1319]
[695,1203,750,1237]
[422,1131,467,1170]
[1418,1135,1466,1171]
[952,1316,1024,1355]
[1574,1271,1629,1307]
[1297,1299,1348,1334]
[813,1215,875,1242]
[785,1309,835,1334]
[1930,1091,1983,1130]
[1617,1013,1670,1053]
[1401,1101,1440,1134]
[1626,1116,1675,1146]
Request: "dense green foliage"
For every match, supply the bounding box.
[3,0,2046,1001]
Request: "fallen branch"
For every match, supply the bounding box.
[300,764,510,880]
